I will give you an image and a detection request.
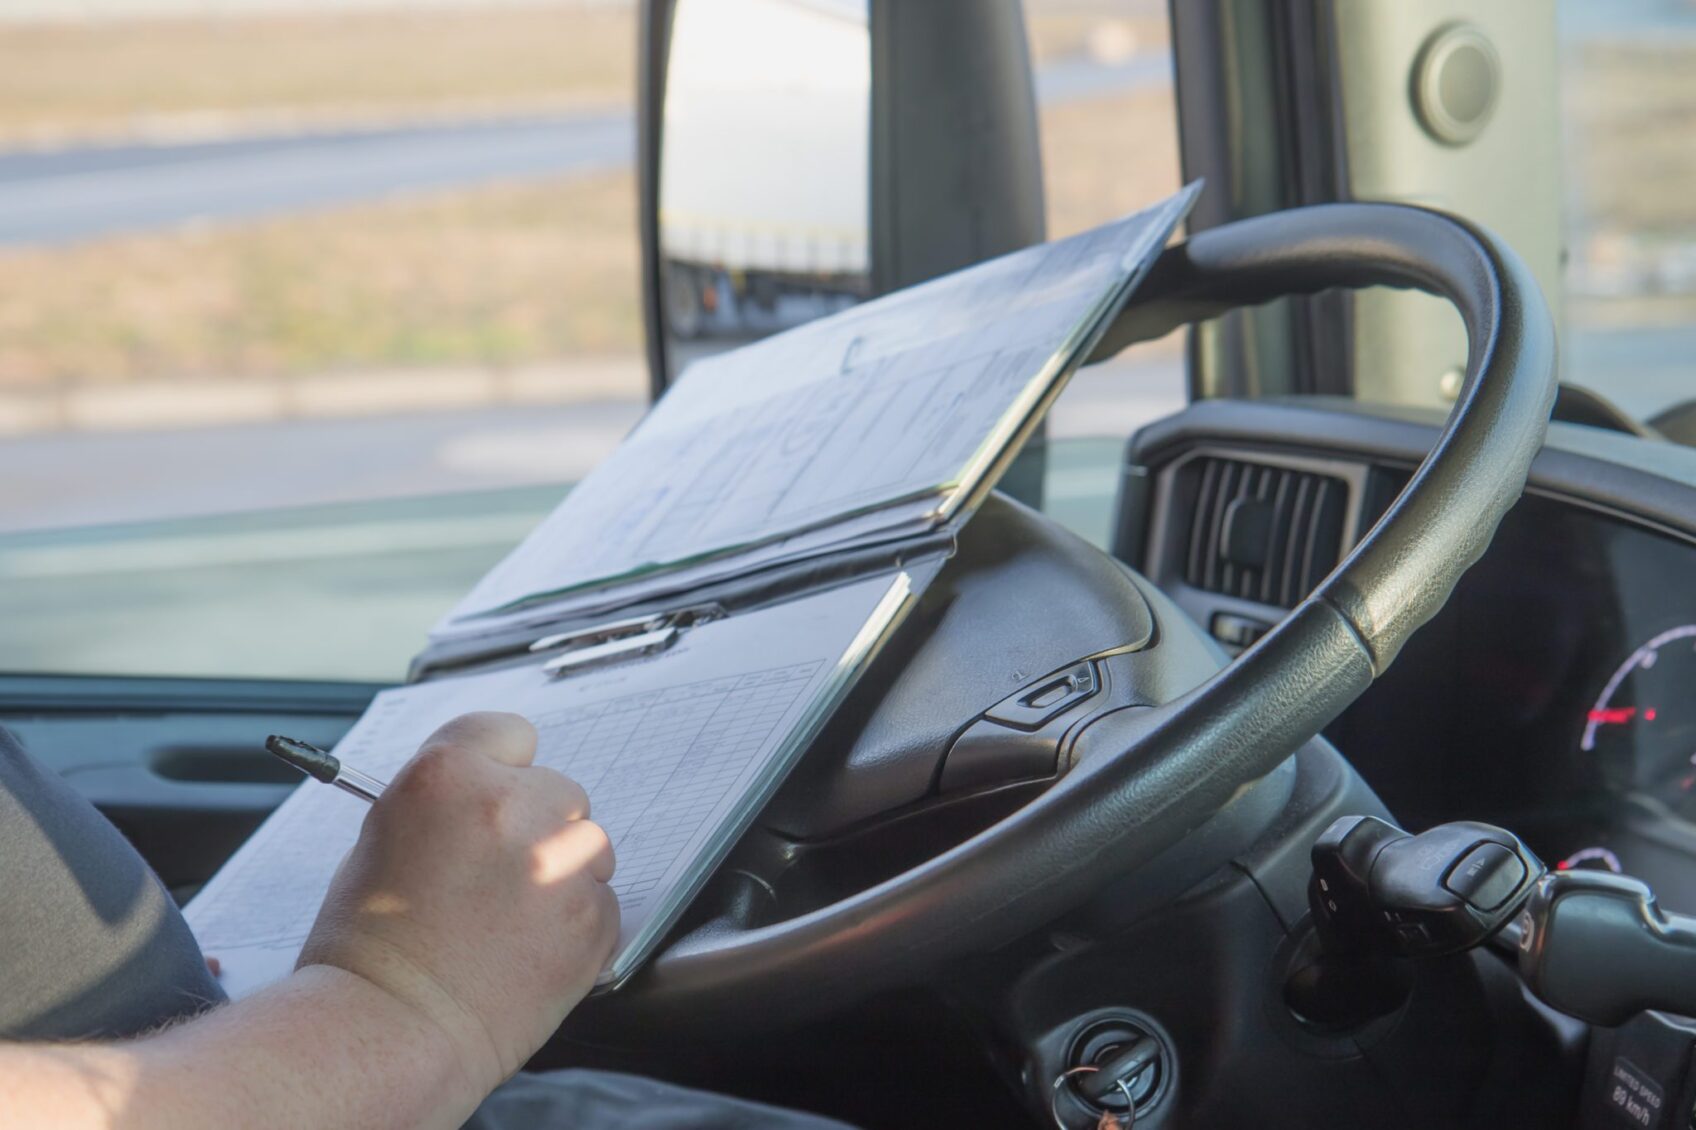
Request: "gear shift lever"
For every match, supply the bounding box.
[1293,816,1696,1034]
[1287,816,1545,1026]
[1309,816,1545,956]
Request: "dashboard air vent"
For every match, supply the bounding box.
[1183,456,1349,608]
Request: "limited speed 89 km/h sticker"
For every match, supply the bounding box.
[1608,1058,1664,1128]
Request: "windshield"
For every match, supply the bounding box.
[10,0,1682,684]
[0,0,1179,684]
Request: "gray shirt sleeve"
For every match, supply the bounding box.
[0,727,225,1040]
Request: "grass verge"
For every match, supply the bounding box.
[0,7,634,145]
[0,84,1181,391]
[0,171,640,387]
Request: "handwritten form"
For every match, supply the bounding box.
[441,186,1197,632]
[187,573,913,998]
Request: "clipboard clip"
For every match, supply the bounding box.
[529,604,723,678]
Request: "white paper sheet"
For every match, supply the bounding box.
[438,187,1198,630]
[187,572,913,999]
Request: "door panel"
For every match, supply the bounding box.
[1,675,377,897]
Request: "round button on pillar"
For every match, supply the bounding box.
[1410,23,1501,146]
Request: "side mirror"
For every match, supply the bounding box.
[656,0,872,357]
[637,0,1047,395]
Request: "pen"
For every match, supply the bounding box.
[265,735,388,804]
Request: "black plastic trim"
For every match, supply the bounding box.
[0,674,383,715]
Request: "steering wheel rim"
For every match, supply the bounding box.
[617,202,1558,1020]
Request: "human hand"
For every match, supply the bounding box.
[297,712,618,1094]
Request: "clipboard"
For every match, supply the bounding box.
[183,186,1199,997]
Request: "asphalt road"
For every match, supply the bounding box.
[0,113,633,246]
[0,54,1170,246]
[0,351,1185,532]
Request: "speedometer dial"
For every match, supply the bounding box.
[1583,624,1696,817]
[1555,845,1622,874]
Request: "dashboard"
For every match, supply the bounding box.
[1128,400,1696,913]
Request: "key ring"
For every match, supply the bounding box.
[1050,1065,1138,1129]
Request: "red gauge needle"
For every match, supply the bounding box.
[1588,706,1637,726]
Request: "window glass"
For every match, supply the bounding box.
[0,0,1183,682]
[0,2,644,681]
[1559,0,1696,428]
[1026,0,1185,546]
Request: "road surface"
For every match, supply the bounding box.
[0,351,1185,533]
[0,113,632,246]
[0,54,1170,247]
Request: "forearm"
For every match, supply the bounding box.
[0,965,485,1130]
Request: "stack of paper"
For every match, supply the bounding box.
[433,185,1197,643]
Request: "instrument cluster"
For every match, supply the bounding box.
[1321,490,1696,912]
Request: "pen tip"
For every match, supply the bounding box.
[265,735,340,784]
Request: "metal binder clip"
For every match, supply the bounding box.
[529,611,670,654]
[540,625,679,677]
[529,604,722,679]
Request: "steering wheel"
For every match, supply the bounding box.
[609,202,1558,1023]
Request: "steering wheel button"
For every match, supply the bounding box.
[1027,680,1074,709]
[1442,842,1526,911]
[984,661,1100,731]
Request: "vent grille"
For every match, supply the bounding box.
[1183,457,1349,608]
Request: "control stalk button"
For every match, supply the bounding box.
[1443,842,1526,911]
